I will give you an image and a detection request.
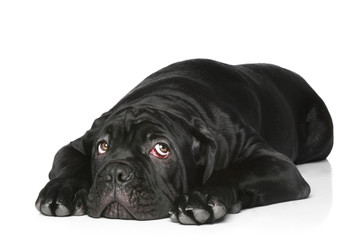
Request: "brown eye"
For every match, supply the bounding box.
[98,141,109,154]
[150,143,170,159]
[158,143,168,153]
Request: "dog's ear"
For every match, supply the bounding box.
[191,119,217,184]
[70,111,111,156]
[70,130,97,156]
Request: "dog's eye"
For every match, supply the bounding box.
[150,143,170,159]
[98,141,109,155]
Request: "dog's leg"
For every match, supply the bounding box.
[169,147,310,225]
[35,141,91,216]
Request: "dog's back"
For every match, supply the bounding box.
[141,59,333,163]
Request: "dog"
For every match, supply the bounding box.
[35,59,333,224]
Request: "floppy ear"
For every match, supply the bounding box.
[70,137,87,156]
[70,130,97,156]
[70,111,111,156]
[191,119,217,184]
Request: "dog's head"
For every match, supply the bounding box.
[71,106,216,220]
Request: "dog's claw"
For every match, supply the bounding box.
[55,204,71,216]
[40,200,54,216]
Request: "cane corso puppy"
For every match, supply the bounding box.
[35,59,333,224]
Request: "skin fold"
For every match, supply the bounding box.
[35,59,333,224]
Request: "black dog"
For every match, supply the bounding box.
[35,59,333,224]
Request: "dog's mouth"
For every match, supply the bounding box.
[101,201,135,219]
[87,173,175,220]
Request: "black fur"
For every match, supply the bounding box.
[36,59,333,224]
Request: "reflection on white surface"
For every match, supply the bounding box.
[297,160,332,222]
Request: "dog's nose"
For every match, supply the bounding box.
[102,163,133,184]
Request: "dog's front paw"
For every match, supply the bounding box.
[35,178,89,217]
[169,191,228,225]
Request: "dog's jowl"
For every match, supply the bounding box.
[35,59,333,224]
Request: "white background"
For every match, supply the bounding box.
[0,0,359,239]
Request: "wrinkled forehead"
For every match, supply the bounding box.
[97,110,173,142]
